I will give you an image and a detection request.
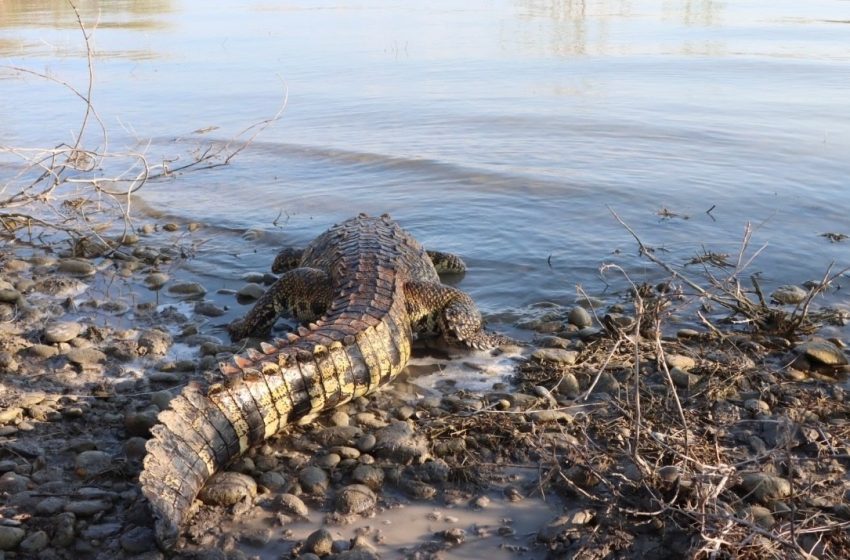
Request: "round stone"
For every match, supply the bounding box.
[143,273,169,290]
[198,471,257,506]
[19,530,48,553]
[771,285,808,305]
[236,283,265,300]
[75,450,113,478]
[57,258,96,277]
[120,526,156,553]
[795,338,848,367]
[351,464,384,490]
[65,347,107,366]
[335,484,376,514]
[531,348,578,365]
[567,306,593,328]
[299,466,329,494]
[665,354,696,371]
[739,472,792,503]
[166,281,206,297]
[275,493,308,517]
[0,526,26,550]
[0,471,30,493]
[304,528,334,556]
[44,321,83,343]
[0,289,21,303]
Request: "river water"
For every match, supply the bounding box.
[2,0,850,323]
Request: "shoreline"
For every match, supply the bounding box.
[1,223,849,559]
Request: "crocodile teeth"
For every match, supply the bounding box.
[297,326,310,337]
[246,348,264,361]
[308,322,319,331]
[313,344,327,355]
[219,362,240,375]
[233,354,253,369]
[260,342,277,354]
[286,332,300,343]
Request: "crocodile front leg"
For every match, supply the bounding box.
[404,280,509,349]
[229,267,331,340]
[426,250,466,275]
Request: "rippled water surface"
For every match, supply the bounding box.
[3,0,850,318]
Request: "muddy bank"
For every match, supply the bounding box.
[0,223,849,560]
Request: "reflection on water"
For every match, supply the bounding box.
[513,0,726,56]
[0,0,172,29]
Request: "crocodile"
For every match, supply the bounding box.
[140,213,508,548]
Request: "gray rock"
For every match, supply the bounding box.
[75,450,112,478]
[0,351,19,373]
[299,466,329,494]
[137,329,172,356]
[275,493,308,517]
[313,426,362,447]
[537,510,596,543]
[316,453,341,469]
[670,367,701,389]
[194,301,226,317]
[65,347,106,366]
[329,410,350,427]
[36,496,68,515]
[304,528,334,556]
[258,471,287,491]
[120,526,156,553]
[29,344,60,358]
[355,434,376,452]
[57,258,96,277]
[0,526,26,550]
[793,338,848,367]
[125,409,159,437]
[531,348,579,365]
[739,472,792,503]
[568,306,593,328]
[528,410,573,423]
[64,499,111,516]
[373,421,429,464]
[19,529,48,553]
[741,505,776,529]
[82,522,122,540]
[555,372,581,398]
[143,273,169,290]
[236,283,265,300]
[351,464,384,490]
[665,354,696,371]
[336,484,376,515]
[166,281,206,298]
[0,288,21,303]
[198,471,257,506]
[771,285,808,305]
[50,512,76,547]
[0,472,30,493]
[44,321,83,343]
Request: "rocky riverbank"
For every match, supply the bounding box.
[1,224,849,560]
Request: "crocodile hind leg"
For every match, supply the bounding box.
[404,280,509,349]
[426,250,466,275]
[271,247,304,274]
[229,267,331,340]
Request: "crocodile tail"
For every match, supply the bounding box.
[140,386,244,549]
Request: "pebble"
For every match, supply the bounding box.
[351,464,384,490]
[0,288,21,303]
[355,434,377,452]
[531,348,578,365]
[19,529,48,553]
[0,526,26,551]
[567,306,593,328]
[330,410,350,427]
[258,471,287,491]
[43,321,83,343]
[65,347,107,366]
[373,421,430,464]
[120,526,156,553]
[793,338,848,368]
[555,373,581,398]
[670,367,701,389]
[241,272,266,284]
[299,466,330,494]
[166,281,206,297]
[75,450,113,478]
[137,329,173,356]
[51,512,76,546]
[472,495,490,509]
[304,528,334,556]
[743,399,770,415]
[528,410,573,423]
[771,284,808,305]
[0,472,30,493]
[194,301,226,317]
[237,283,265,300]
[316,453,341,469]
[29,344,59,359]
[275,493,309,517]
[665,354,696,371]
[677,328,701,338]
[739,472,792,503]
[64,499,111,516]
[82,522,122,540]
[163,223,180,232]
[57,258,96,277]
[198,472,257,506]
[125,409,159,437]
[143,273,169,290]
[742,505,776,529]
[36,496,68,515]
[336,484,377,514]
